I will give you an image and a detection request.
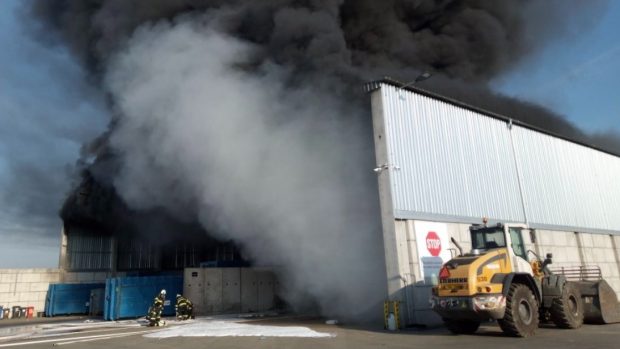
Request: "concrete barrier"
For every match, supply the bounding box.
[184,267,279,315]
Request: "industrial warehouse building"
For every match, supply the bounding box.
[366,79,620,326]
[2,79,620,325]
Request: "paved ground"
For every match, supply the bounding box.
[0,316,90,329]
[0,316,618,349]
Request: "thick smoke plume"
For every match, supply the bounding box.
[25,0,615,319]
[104,24,383,317]
[27,0,617,151]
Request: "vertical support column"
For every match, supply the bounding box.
[110,235,118,276]
[610,235,620,280]
[370,87,411,325]
[508,120,529,225]
[531,229,542,257]
[58,225,69,276]
[574,232,586,265]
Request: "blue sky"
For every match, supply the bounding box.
[493,1,620,134]
[0,0,107,267]
[0,1,618,268]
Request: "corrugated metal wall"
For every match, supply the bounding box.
[66,230,113,271]
[373,83,620,234]
[116,238,161,270]
[65,226,246,271]
[512,126,620,232]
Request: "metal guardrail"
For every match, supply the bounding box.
[549,265,603,281]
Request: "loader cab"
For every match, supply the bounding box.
[469,223,532,273]
[470,225,507,251]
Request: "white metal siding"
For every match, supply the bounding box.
[373,83,620,234]
[380,85,525,223]
[595,152,620,230]
[513,126,620,232]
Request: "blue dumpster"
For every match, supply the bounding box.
[104,275,182,320]
[45,283,105,317]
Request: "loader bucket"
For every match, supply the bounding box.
[574,280,620,324]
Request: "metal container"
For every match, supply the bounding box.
[45,283,105,317]
[11,306,21,319]
[24,307,34,319]
[103,275,183,320]
[89,288,105,316]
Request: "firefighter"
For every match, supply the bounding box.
[175,294,194,320]
[146,289,167,326]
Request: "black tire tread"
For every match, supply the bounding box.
[550,283,584,329]
[498,283,539,337]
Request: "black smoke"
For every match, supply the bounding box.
[25,0,559,80]
[26,0,617,152]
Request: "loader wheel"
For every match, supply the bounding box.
[443,319,481,334]
[550,282,584,329]
[498,283,539,337]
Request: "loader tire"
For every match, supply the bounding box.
[498,283,539,337]
[550,282,584,329]
[443,319,481,334]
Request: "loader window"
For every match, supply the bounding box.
[509,228,528,260]
[471,229,506,250]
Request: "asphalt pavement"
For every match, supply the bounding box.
[0,316,618,349]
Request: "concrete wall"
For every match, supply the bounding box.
[387,220,620,327]
[184,268,279,315]
[535,230,620,296]
[0,268,61,316]
[62,271,123,283]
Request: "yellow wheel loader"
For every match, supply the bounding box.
[430,223,620,337]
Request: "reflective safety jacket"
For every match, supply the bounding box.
[153,295,165,309]
[176,296,192,309]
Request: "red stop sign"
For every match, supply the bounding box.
[426,231,441,257]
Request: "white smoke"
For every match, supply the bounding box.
[104,20,386,319]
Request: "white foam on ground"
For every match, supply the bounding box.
[0,319,143,342]
[144,320,334,339]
